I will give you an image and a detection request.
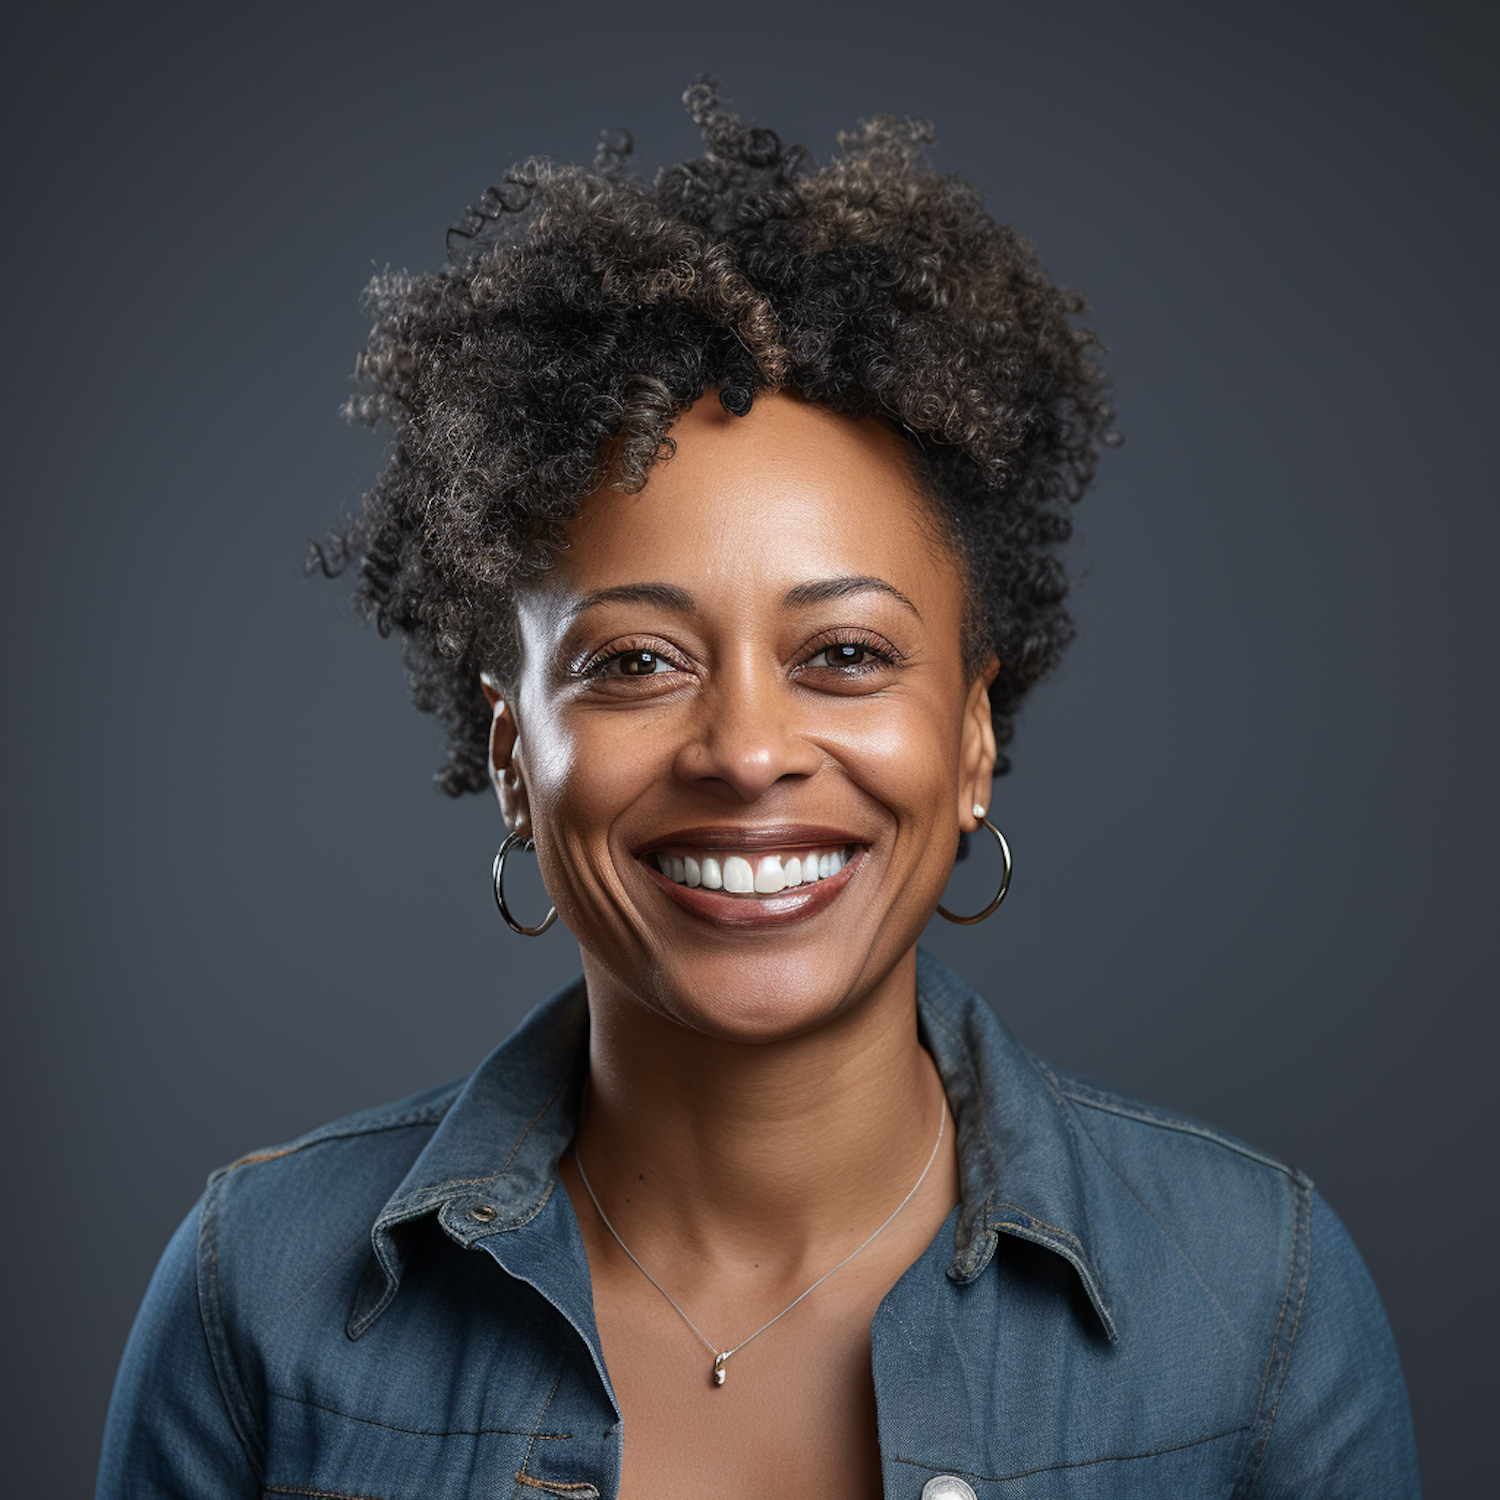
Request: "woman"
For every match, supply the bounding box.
[97,81,1419,1499]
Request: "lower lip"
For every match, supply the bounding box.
[641,851,864,929]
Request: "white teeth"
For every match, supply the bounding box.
[654,846,853,895]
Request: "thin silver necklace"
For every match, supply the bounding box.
[572,1096,947,1388]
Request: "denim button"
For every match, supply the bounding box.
[468,1203,498,1222]
[922,1478,977,1500]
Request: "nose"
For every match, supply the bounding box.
[672,658,823,802]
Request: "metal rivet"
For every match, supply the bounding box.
[468,1203,498,1223]
[922,1478,978,1500]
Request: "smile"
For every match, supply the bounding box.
[636,825,868,928]
[650,845,855,896]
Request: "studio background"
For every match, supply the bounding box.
[5,2,1493,1493]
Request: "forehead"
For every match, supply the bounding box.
[533,392,960,615]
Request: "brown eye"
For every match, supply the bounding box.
[827,645,871,667]
[581,644,683,682]
[813,644,880,669]
[614,650,666,676]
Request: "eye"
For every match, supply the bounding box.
[800,633,901,678]
[597,648,674,677]
[809,643,885,670]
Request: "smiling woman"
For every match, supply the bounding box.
[496,396,994,1032]
[96,80,1420,1500]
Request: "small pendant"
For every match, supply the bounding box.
[712,1353,728,1387]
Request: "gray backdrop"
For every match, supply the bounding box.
[5,1,1493,1493]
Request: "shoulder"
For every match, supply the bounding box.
[98,1078,468,1495]
[208,1076,463,1200]
[198,1075,464,1311]
[1048,1065,1313,1236]
[1041,1063,1314,1333]
[1040,1066,1418,1492]
[205,1077,464,1225]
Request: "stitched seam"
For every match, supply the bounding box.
[482,1176,558,1236]
[223,1102,457,1174]
[1256,1210,1311,1460]
[1029,1055,1084,1115]
[384,1066,575,1217]
[501,1067,574,1175]
[920,1002,1001,1260]
[1030,1062,1103,1224]
[991,1201,1086,1253]
[1024,1064,1118,1336]
[265,1488,391,1499]
[922,1001,1109,1330]
[196,1181,267,1479]
[514,1360,569,1500]
[921,1005,1000,1183]
[351,1169,560,1340]
[1245,1202,1298,1440]
[1256,1234,1310,1463]
[515,1477,600,1496]
[272,1227,369,1327]
[1233,1237,1294,1491]
[1058,1086,1302,1180]
[267,1388,569,1439]
[1065,1105,1244,1348]
[988,1220,1117,1341]
[1233,1177,1313,1496]
[890,1422,1250,1481]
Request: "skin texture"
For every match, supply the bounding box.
[484,390,998,1499]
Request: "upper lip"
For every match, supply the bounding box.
[635,823,867,855]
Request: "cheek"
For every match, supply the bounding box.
[519,699,664,855]
[840,683,968,814]
[520,722,574,809]
[516,708,630,930]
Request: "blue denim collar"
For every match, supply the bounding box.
[347,951,1117,1343]
[913,952,1117,1339]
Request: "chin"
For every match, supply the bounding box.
[635,945,906,1046]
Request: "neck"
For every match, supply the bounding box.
[571,946,952,1272]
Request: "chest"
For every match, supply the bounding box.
[593,1271,887,1500]
[254,1207,1268,1500]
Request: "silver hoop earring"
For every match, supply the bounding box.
[492,832,558,936]
[937,819,1013,925]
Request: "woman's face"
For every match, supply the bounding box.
[492,391,997,1042]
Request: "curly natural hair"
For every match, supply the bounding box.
[317,78,1113,796]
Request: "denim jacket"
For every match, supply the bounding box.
[97,953,1420,1497]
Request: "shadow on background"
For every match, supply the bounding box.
[3,1,1494,1492]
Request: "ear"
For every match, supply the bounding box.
[958,655,1000,832]
[480,675,532,837]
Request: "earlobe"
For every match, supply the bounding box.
[959,657,1000,830]
[483,684,532,837]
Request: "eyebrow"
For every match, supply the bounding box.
[781,575,922,620]
[568,575,921,623]
[566,583,697,621]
